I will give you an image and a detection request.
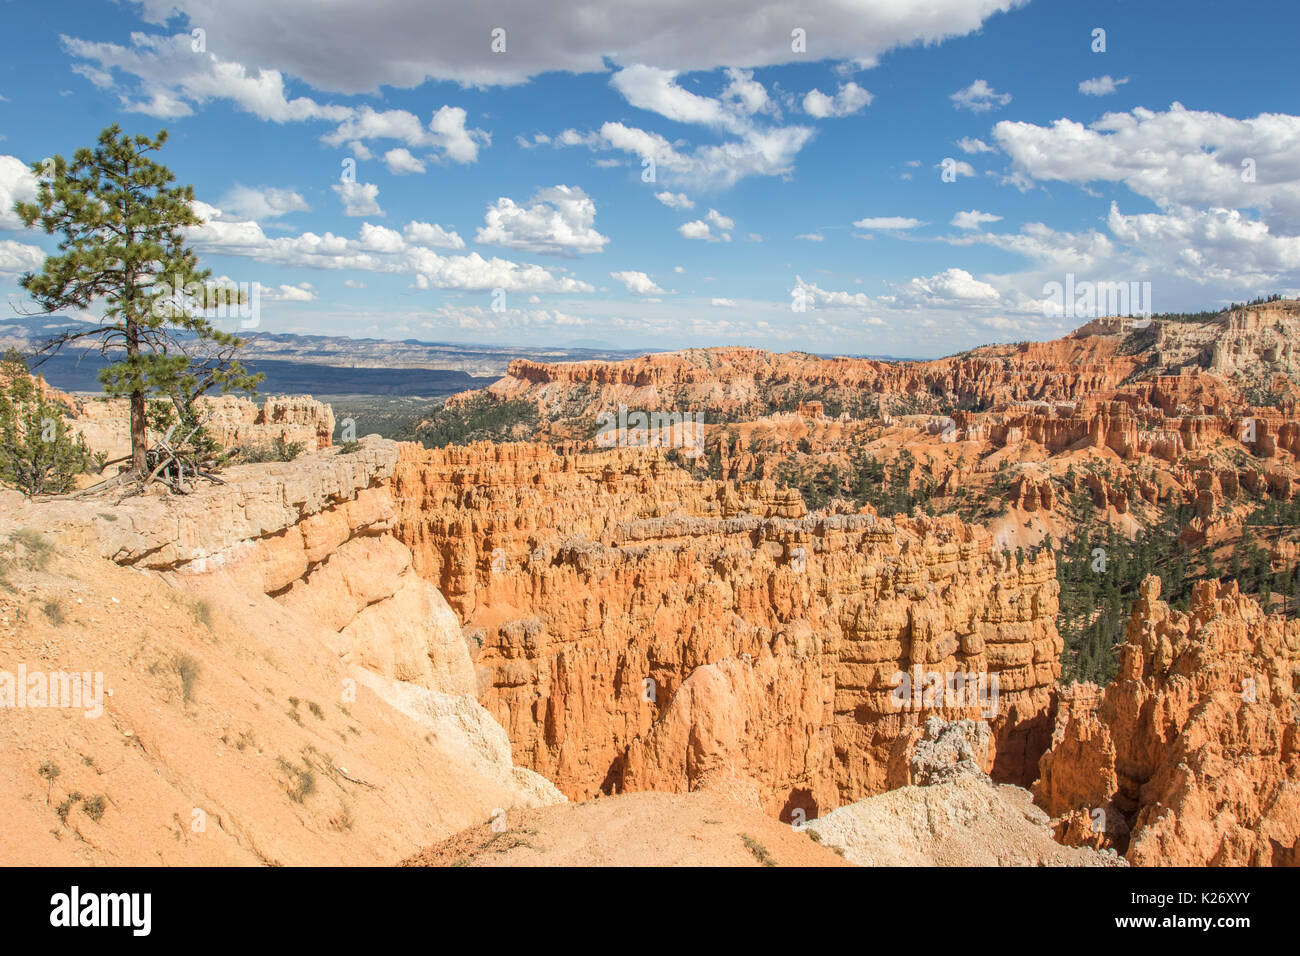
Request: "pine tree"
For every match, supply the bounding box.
[0,351,90,496]
[13,125,262,483]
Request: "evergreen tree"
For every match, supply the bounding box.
[0,350,90,496]
[14,125,262,481]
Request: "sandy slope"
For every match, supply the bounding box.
[0,531,552,866]
[401,791,850,867]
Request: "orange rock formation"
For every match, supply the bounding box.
[391,440,1062,818]
[1036,576,1300,865]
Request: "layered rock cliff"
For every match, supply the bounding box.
[0,436,562,864]
[1035,576,1300,865]
[68,393,335,461]
[391,440,1062,819]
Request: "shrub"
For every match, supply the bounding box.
[0,350,91,496]
[82,795,107,822]
[172,654,200,703]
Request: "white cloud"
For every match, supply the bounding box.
[323,105,488,163]
[610,270,664,295]
[357,223,405,253]
[802,81,873,118]
[710,297,737,307]
[0,239,46,277]
[0,155,38,230]
[1078,75,1129,96]
[705,208,734,231]
[343,278,366,288]
[1104,202,1300,286]
[612,65,749,133]
[679,220,713,240]
[383,147,426,174]
[111,1,1024,90]
[216,184,309,220]
[403,221,465,249]
[186,200,594,294]
[956,136,996,154]
[793,276,875,309]
[261,282,318,302]
[993,104,1300,231]
[475,185,609,257]
[951,209,1003,230]
[889,267,1001,306]
[654,191,694,210]
[559,79,815,189]
[62,33,490,162]
[60,32,353,122]
[852,216,925,230]
[332,180,383,216]
[950,79,1012,113]
[796,233,825,241]
[939,158,978,178]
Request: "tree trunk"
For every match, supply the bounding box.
[130,388,146,476]
[126,316,146,476]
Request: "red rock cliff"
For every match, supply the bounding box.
[391,441,1062,818]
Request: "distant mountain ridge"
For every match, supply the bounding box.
[0,315,641,396]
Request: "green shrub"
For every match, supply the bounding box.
[0,350,91,496]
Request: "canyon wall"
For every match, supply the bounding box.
[69,394,335,461]
[17,435,560,812]
[1035,576,1300,865]
[489,335,1140,417]
[391,441,1062,819]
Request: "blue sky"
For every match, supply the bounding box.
[1,0,1298,357]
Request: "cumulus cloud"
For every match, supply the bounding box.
[939,158,978,178]
[186,199,594,294]
[557,68,815,190]
[60,31,351,121]
[888,267,1001,306]
[332,180,383,216]
[1078,75,1129,96]
[951,209,1003,230]
[705,208,734,231]
[655,191,694,210]
[679,214,732,242]
[0,239,46,277]
[62,33,489,162]
[950,79,1012,113]
[793,275,875,309]
[260,282,318,302]
[475,185,609,257]
[710,297,737,307]
[111,0,1025,91]
[956,136,996,154]
[853,216,925,230]
[383,147,426,174]
[993,103,1300,231]
[403,221,465,249]
[802,81,873,118]
[610,270,664,295]
[611,65,766,134]
[0,155,38,229]
[323,104,488,163]
[216,184,309,220]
